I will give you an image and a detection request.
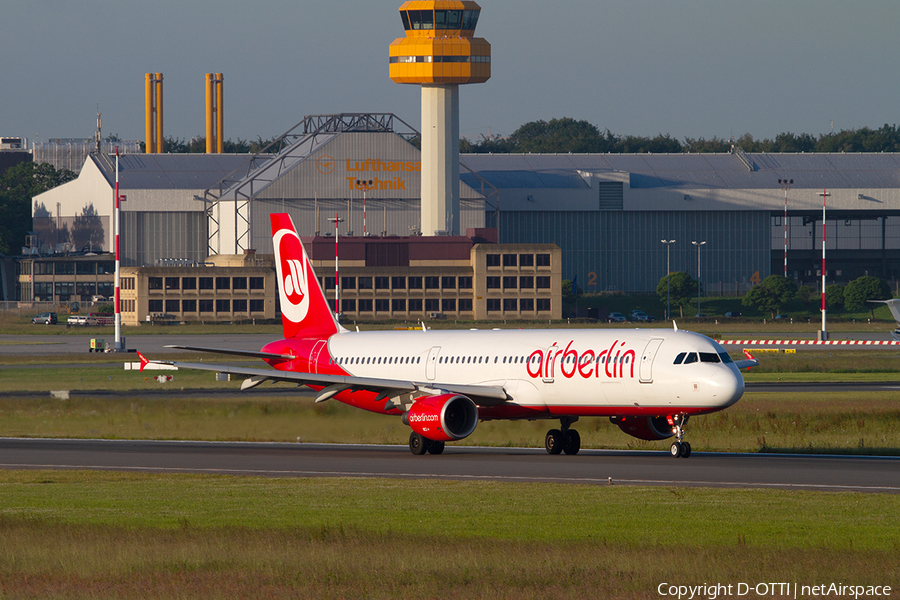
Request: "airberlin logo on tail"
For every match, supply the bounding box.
[273,227,310,325]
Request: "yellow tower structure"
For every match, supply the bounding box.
[144,73,164,153]
[389,1,490,235]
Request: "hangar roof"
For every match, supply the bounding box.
[460,152,900,190]
[91,153,251,190]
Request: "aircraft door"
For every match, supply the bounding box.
[639,338,664,383]
[310,340,328,374]
[425,346,441,380]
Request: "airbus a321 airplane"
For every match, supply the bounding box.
[142,213,756,458]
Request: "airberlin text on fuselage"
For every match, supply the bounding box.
[527,340,636,380]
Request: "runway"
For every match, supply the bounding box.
[1,438,898,493]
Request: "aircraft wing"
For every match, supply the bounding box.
[165,345,296,361]
[143,356,510,407]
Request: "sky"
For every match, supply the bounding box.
[1,0,898,146]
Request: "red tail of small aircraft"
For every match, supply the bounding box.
[270,213,341,340]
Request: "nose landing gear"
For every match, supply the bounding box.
[668,414,691,458]
[545,417,581,455]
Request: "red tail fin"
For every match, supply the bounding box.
[271,213,339,339]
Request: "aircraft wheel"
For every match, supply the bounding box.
[670,442,683,458]
[409,432,430,456]
[427,441,445,455]
[562,430,581,455]
[680,442,691,458]
[545,429,563,455]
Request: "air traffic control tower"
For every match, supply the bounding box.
[389,2,490,236]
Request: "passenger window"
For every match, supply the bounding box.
[674,352,686,364]
[683,353,698,364]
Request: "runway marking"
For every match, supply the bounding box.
[2,463,898,493]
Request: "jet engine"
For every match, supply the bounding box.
[610,415,675,441]
[402,394,479,442]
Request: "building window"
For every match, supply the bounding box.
[536,276,551,289]
[502,276,517,289]
[409,298,423,312]
[233,299,247,312]
[148,277,163,290]
[358,299,373,312]
[54,282,74,301]
[341,277,356,290]
[148,299,163,313]
[486,298,501,312]
[486,254,500,267]
[182,277,196,290]
[537,298,551,312]
[76,282,96,297]
[486,276,500,289]
[98,262,114,275]
[121,278,135,290]
[233,277,247,290]
[502,254,517,267]
[216,277,230,290]
[503,298,518,312]
[520,254,534,267]
[392,298,406,312]
[536,254,551,267]
[375,277,390,290]
[34,262,53,275]
[459,298,473,312]
[520,298,535,312]
[391,276,406,289]
[458,276,472,289]
[216,299,231,312]
[182,299,197,313]
[375,299,389,312]
[425,298,439,312]
[199,299,214,313]
[165,299,180,313]
[519,276,534,289]
[408,276,423,289]
[76,262,96,275]
[98,282,113,297]
[341,299,356,312]
[250,277,265,290]
[199,277,214,290]
[441,276,456,289]
[250,299,265,313]
[34,282,53,300]
[358,277,373,290]
[424,276,439,289]
[323,277,335,290]
[165,277,179,290]
[55,262,75,275]
[442,298,456,312]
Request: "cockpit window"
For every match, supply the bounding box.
[718,352,734,364]
[683,352,698,364]
[699,352,721,363]
[673,352,686,364]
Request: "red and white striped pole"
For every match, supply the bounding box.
[114,147,122,350]
[820,189,830,339]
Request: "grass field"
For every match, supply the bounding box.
[0,471,898,599]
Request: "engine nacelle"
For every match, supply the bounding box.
[610,415,675,441]
[402,394,478,442]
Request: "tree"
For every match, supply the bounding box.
[796,285,818,313]
[508,118,604,153]
[742,275,797,319]
[825,284,845,311]
[0,162,75,254]
[656,272,698,318]
[844,276,892,318]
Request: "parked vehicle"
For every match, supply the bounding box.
[67,315,99,326]
[724,311,742,318]
[628,310,649,322]
[31,312,57,325]
[607,312,626,323]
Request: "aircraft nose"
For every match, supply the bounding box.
[710,367,744,408]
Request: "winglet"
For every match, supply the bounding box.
[137,351,150,372]
[736,348,759,371]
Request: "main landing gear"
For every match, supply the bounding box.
[668,414,691,458]
[409,432,445,456]
[545,417,581,455]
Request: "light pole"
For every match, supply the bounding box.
[327,214,344,318]
[692,241,706,316]
[819,189,830,340]
[661,239,676,320]
[778,178,793,278]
